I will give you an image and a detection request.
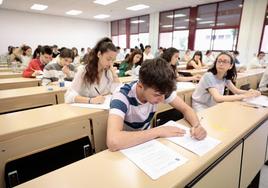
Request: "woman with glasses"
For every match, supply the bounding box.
[191,52,260,112]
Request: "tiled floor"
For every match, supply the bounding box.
[260,165,268,188]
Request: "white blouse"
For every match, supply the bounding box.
[65,65,120,103]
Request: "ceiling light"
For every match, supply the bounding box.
[161,25,173,28]
[94,14,110,19]
[66,10,82,15]
[174,26,187,29]
[196,17,202,21]
[30,4,48,11]
[167,14,185,18]
[94,0,118,5]
[216,23,225,26]
[131,20,145,24]
[199,21,214,24]
[238,4,243,8]
[126,4,149,11]
[0,0,3,5]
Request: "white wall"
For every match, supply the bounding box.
[0,9,109,54]
[237,0,267,65]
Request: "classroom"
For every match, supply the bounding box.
[0,0,268,187]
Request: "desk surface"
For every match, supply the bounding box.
[0,78,40,90]
[178,68,208,75]
[0,85,66,100]
[15,102,268,188]
[0,71,22,79]
[0,104,103,142]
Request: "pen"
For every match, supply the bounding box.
[94,87,101,95]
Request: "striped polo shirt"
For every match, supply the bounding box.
[109,81,176,131]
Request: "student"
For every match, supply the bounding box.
[203,50,215,66]
[233,50,246,73]
[107,58,207,151]
[233,51,240,65]
[186,51,206,70]
[118,49,143,77]
[155,47,164,57]
[52,45,59,58]
[22,45,52,78]
[71,47,81,67]
[161,47,201,82]
[192,52,261,112]
[116,46,125,62]
[247,51,266,69]
[33,45,42,59]
[143,45,154,61]
[21,45,32,69]
[65,37,120,104]
[258,66,268,95]
[42,48,76,85]
[7,47,22,65]
[182,49,191,62]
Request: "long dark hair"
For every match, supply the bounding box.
[161,47,179,75]
[125,49,143,70]
[208,52,237,82]
[84,37,116,84]
[190,51,203,63]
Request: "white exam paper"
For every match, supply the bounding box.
[71,95,112,110]
[243,95,268,107]
[121,140,188,180]
[164,121,221,156]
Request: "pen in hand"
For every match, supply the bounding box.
[94,87,101,95]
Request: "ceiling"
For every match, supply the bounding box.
[0,0,221,22]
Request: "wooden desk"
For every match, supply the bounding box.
[0,68,12,72]
[0,104,103,188]
[0,85,66,114]
[179,69,208,76]
[0,78,40,90]
[0,72,22,79]
[15,102,268,188]
[119,76,135,83]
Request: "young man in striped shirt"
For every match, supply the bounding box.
[107,58,207,151]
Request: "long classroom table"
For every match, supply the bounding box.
[0,85,67,114]
[15,102,268,188]
[0,78,40,90]
[0,71,22,79]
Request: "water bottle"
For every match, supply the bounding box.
[58,72,65,87]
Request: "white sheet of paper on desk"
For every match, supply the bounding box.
[176,82,196,90]
[163,121,221,156]
[243,95,268,107]
[71,95,112,110]
[121,140,188,180]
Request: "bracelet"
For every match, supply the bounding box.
[88,98,91,104]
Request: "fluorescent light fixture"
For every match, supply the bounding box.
[66,10,82,15]
[196,17,202,21]
[0,0,3,5]
[131,20,145,24]
[126,4,149,11]
[216,23,225,26]
[94,14,110,19]
[161,25,173,28]
[30,4,48,11]
[174,26,187,29]
[184,19,189,22]
[94,0,118,5]
[238,4,243,8]
[199,21,214,24]
[167,14,185,18]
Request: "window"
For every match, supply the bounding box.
[194,0,243,51]
[260,6,268,53]
[129,15,150,48]
[111,15,149,49]
[159,8,190,50]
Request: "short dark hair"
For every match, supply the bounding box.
[258,51,265,56]
[139,58,176,96]
[40,45,52,55]
[145,45,151,49]
[209,52,237,82]
[60,48,74,61]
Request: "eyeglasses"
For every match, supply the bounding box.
[217,59,230,65]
